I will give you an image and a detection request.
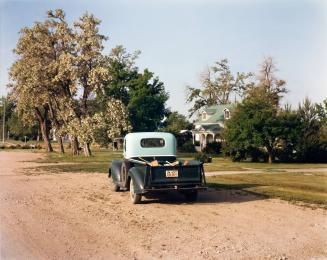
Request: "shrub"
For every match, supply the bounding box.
[178,140,196,153]
[202,142,221,155]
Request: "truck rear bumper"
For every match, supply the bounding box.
[143,185,207,192]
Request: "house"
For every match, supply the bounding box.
[192,104,235,151]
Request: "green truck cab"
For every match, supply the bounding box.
[108,132,206,204]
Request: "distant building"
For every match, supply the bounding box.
[192,104,235,151]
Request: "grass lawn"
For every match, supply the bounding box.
[207,172,327,206]
[204,157,327,172]
[31,149,327,174]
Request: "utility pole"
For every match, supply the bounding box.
[0,97,5,143]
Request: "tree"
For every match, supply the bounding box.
[98,45,140,106]
[68,12,109,156]
[100,46,169,132]
[160,111,192,135]
[295,98,327,162]
[223,95,279,163]
[273,106,302,162]
[95,98,132,141]
[9,21,57,152]
[7,112,39,141]
[61,98,131,149]
[186,59,253,116]
[9,9,79,153]
[128,69,169,131]
[9,9,111,156]
[247,56,287,107]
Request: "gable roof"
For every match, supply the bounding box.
[195,104,235,124]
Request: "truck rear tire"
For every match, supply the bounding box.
[130,178,142,204]
[112,182,120,192]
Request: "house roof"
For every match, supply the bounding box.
[193,124,222,133]
[195,104,235,124]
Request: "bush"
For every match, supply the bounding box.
[178,140,196,153]
[194,153,212,163]
[202,142,221,155]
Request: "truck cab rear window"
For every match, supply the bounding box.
[141,138,165,148]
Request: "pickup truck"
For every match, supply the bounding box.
[109,132,206,204]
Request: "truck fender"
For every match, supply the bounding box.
[110,160,122,183]
[128,167,144,194]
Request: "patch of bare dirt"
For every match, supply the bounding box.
[1,151,326,259]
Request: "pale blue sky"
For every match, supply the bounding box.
[1,0,326,115]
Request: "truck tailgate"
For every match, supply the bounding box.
[149,165,203,185]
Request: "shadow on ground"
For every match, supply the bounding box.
[140,186,264,205]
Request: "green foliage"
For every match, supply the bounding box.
[99,45,140,106]
[160,111,192,135]
[294,98,327,163]
[202,141,222,155]
[223,95,279,162]
[224,96,327,163]
[99,46,169,132]
[128,69,169,131]
[7,112,38,141]
[178,140,196,153]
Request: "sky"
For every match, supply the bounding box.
[0,0,326,116]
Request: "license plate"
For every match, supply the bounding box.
[166,170,178,178]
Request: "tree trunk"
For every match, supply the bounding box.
[71,136,79,156]
[40,120,53,152]
[267,147,273,164]
[35,107,53,152]
[83,142,92,157]
[57,136,64,154]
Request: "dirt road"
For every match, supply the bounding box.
[1,151,326,259]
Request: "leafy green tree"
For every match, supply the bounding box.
[295,98,327,162]
[273,107,302,162]
[186,59,253,116]
[100,46,168,132]
[98,45,140,106]
[223,95,279,163]
[161,111,192,135]
[128,69,168,131]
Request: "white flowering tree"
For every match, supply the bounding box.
[59,98,131,156]
[73,13,110,156]
[97,98,132,141]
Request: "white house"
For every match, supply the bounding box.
[192,104,235,150]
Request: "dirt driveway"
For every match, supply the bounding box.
[0,151,326,259]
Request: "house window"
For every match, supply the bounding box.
[202,112,207,120]
[224,109,230,119]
